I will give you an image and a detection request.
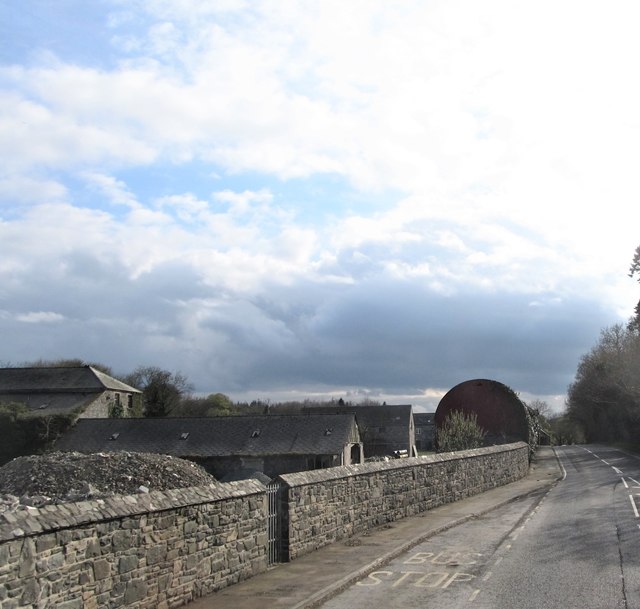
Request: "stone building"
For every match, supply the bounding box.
[0,365,141,418]
[54,413,363,480]
[268,403,417,458]
[413,412,436,452]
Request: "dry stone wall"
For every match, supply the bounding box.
[0,442,529,608]
[279,442,529,560]
[0,481,267,609]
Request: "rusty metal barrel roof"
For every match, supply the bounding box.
[435,378,529,445]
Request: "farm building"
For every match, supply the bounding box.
[435,379,530,447]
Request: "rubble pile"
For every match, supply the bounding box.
[0,451,216,512]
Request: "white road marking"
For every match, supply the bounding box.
[630,494,640,518]
[613,467,623,474]
[622,478,629,489]
[554,448,567,481]
[630,477,640,487]
[469,589,480,601]
[482,572,492,582]
[602,459,610,465]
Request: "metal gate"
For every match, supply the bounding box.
[267,481,283,565]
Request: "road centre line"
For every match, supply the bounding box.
[622,477,629,489]
[629,494,640,518]
[602,459,610,465]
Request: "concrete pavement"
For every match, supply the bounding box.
[187,447,563,609]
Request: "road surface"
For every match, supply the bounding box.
[319,445,640,609]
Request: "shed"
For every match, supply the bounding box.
[53,413,363,480]
[435,379,529,447]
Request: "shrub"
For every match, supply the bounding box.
[437,410,486,452]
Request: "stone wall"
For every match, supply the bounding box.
[0,481,267,609]
[0,443,530,608]
[78,390,137,418]
[279,442,529,560]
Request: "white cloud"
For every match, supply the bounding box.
[16,311,65,323]
[0,174,67,205]
[1,1,639,407]
[83,171,141,209]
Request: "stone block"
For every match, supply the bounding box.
[20,577,39,605]
[124,579,148,604]
[92,558,111,580]
[146,543,168,566]
[111,530,133,552]
[36,535,57,553]
[57,598,84,609]
[119,555,138,574]
[85,538,101,558]
[183,521,197,535]
[18,538,36,578]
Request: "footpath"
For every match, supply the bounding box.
[188,446,563,609]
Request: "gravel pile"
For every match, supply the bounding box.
[0,451,216,512]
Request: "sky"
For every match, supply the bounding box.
[1,1,639,413]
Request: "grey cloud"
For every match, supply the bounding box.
[185,277,614,398]
[0,252,617,402]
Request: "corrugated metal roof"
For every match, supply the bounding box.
[54,413,360,457]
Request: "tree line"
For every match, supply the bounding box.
[555,244,640,447]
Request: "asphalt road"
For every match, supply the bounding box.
[319,445,640,609]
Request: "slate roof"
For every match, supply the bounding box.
[0,366,140,415]
[54,414,359,458]
[414,413,435,426]
[0,366,140,393]
[269,403,414,429]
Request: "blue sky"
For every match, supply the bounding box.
[1,1,639,412]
